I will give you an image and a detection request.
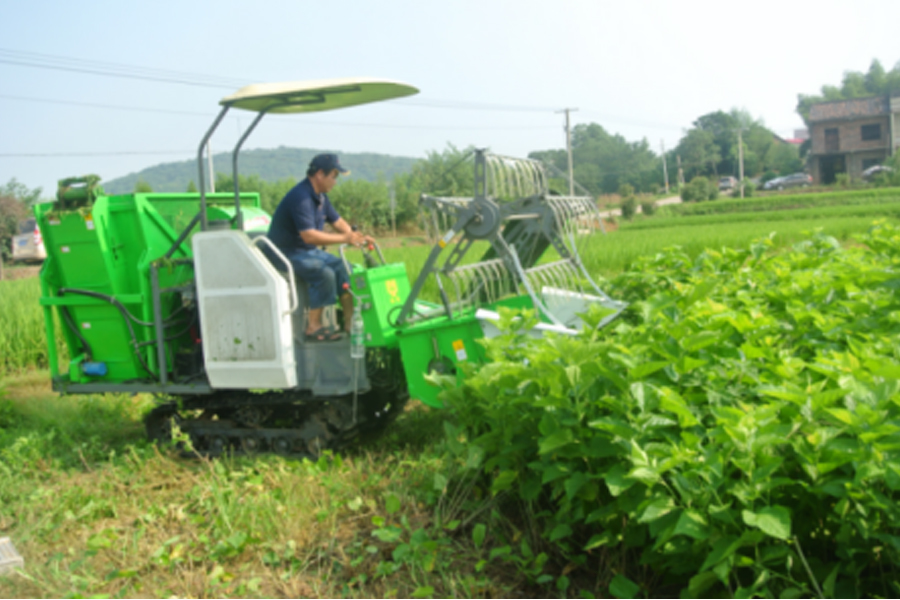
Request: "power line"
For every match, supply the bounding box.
[0,47,245,89]
[395,98,557,113]
[0,150,193,158]
[0,93,211,116]
[0,47,581,115]
[0,93,559,132]
[578,109,685,132]
[273,118,557,131]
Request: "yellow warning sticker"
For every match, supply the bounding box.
[385,279,401,303]
[452,339,467,361]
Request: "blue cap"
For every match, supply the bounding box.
[309,153,349,175]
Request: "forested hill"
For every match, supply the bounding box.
[103,147,419,194]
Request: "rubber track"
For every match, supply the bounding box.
[144,352,410,459]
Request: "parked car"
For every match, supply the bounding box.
[862,165,893,181]
[718,176,737,191]
[11,218,46,263]
[762,172,812,190]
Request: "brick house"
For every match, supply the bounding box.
[807,94,900,184]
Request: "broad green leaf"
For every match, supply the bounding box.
[584,531,613,550]
[757,385,806,404]
[658,387,699,427]
[699,534,742,572]
[630,381,647,411]
[540,431,575,455]
[677,355,708,373]
[472,523,486,548]
[826,408,857,427]
[609,573,640,599]
[685,278,718,308]
[564,472,589,500]
[372,525,403,543]
[627,466,660,486]
[638,497,677,523]
[688,570,720,597]
[630,360,670,381]
[682,331,721,352]
[673,509,710,540]
[491,470,518,494]
[588,417,636,440]
[867,358,900,380]
[742,506,792,540]
[385,493,401,515]
[604,464,636,497]
[549,523,572,541]
[540,463,571,484]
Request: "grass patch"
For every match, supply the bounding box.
[662,186,900,217]
[0,377,523,598]
[583,215,890,276]
[623,201,900,231]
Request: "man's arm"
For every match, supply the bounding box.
[299,218,371,247]
[332,217,375,246]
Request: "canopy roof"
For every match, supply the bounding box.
[219,77,419,114]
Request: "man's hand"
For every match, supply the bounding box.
[344,230,367,247]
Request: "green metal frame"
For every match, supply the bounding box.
[37,188,263,391]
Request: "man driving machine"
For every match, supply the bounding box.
[267,153,374,342]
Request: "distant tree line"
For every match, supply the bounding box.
[103,148,417,195]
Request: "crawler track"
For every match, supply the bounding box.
[144,349,409,459]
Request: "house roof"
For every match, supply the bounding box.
[808,95,890,122]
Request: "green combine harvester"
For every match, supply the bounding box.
[35,78,626,457]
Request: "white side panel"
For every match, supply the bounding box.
[193,231,296,389]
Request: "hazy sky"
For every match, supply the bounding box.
[2,0,899,197]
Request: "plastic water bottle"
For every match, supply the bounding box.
[350,308,365,359]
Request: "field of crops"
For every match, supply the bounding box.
[0,277,64,376]
[2,188,900,598]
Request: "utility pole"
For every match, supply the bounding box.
[557,108,578,195]
[738,129,745,198]
[676,154,685,187]
[660,139,669,194]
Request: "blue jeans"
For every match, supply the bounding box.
[285,248,349,309]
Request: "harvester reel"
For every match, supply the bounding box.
[464,198,501,239]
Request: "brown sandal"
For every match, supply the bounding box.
[305,326,345,342]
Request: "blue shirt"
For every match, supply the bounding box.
[267,178,341,253]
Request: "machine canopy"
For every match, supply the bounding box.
[220,77,419,114]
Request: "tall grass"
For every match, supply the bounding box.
[0,375,485,599]
[0,278,60,376]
